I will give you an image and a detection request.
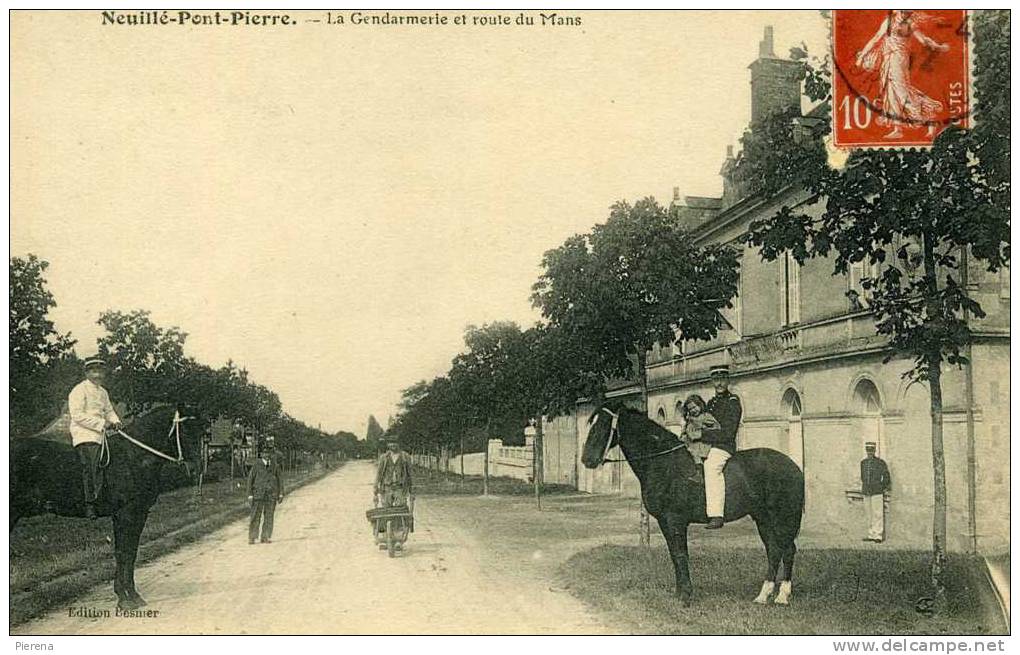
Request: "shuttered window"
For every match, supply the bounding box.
[780,251,800,326]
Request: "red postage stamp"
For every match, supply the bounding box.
[832,9,971,149]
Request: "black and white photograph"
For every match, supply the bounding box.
[7,7,1011,644]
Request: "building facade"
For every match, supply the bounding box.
[542,27,1009,555]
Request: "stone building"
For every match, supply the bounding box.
[541,27,1009,555]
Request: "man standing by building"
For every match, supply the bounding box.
[247,436,284,544]
[861,442,891,543]
[68,357,122,520]
[702,365,743,529]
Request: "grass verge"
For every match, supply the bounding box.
[9,464,340,626]
[560,544,1007,635]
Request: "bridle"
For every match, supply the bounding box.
[108,411,192,464]
[593,406,686,465]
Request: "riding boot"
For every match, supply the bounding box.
[705,517,725,529]
[84,503,97,520]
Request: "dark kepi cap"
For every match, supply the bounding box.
[84,357,106,370]
[865,442,877,450]
[709,364,730,378]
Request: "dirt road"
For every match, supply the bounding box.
[14,462,607,635]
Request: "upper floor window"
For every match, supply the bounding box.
[719,267,743,336]
[779,250,800,326]
[848,259,881,310]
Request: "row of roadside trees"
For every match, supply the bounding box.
[9,255,361,461]
[385,10,1009,605]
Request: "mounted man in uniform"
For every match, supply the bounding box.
[701,364,743,529]
[67,357,122,519]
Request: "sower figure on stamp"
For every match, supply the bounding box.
[701,365,743,530]
[68,357,122,520]
[860,442,891,543]
[247,436,284,544]
[375,437,413,509]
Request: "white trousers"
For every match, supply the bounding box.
[704,447,731,518]
[865,493,885,540]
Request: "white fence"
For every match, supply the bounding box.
[412,437,536,482]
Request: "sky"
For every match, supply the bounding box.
[10,10,829,436]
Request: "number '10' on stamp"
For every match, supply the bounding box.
[832,9,971,149]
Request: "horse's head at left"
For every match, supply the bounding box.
[581,405,620,469]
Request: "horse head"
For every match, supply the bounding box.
[124,404,204,475]
[582,403,689,471]
[581,404,623,469]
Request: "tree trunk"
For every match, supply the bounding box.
[923,231,948,604]
[637,347,651,546]
[534,417,543,511]
[928,355,948,603]
[483,419,490,496]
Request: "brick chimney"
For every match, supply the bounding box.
[747,26,802,125]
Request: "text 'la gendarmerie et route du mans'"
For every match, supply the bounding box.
[100,10,581,27]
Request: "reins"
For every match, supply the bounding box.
[108,411,190,464]
[597,407,687,464]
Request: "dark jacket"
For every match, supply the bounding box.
[860,456,891,496]
[375,451,413,494]
[703,391,742,454]
[247,455,284,499]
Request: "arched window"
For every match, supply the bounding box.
[656,407,666,424]
[852,379,883,456]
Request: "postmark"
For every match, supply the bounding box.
[832,9,971,149]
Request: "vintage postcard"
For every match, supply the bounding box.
[8,7,1011,645]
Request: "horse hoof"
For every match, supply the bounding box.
[775,595,790,606]
[118,597,142,611]
[131,594,147,607]
[753,596,770,605]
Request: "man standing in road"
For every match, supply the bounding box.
[247,436,284,544]
[702,364,743,530]
[861,442,891,543]
[68,357,122,520]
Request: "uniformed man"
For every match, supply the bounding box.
[701,364,742,529]
[374,437,413,508]
[247,436,284,544]
[68,357,122,519]
[860,442,891,543]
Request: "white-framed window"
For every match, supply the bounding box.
[779,250,801,326]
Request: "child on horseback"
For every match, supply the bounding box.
[680,394,719,465]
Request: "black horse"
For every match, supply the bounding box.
[10,405,199,610]
[581,403,804,606]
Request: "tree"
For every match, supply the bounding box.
[531,197,741,410]
[365,414,385,455]
[741,10,1009,602]
[96,309,189,413]
[10,255,76,433]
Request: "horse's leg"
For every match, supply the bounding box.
[111,509,130,606]
[774,541,796,605]
[752,517,780,604]
[123,507,149,605]
[657,516,693,605]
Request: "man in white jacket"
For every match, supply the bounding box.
[68,358,121,519]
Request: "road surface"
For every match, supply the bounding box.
[15,462,607,635]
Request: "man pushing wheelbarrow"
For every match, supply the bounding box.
[367,436,415,556]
